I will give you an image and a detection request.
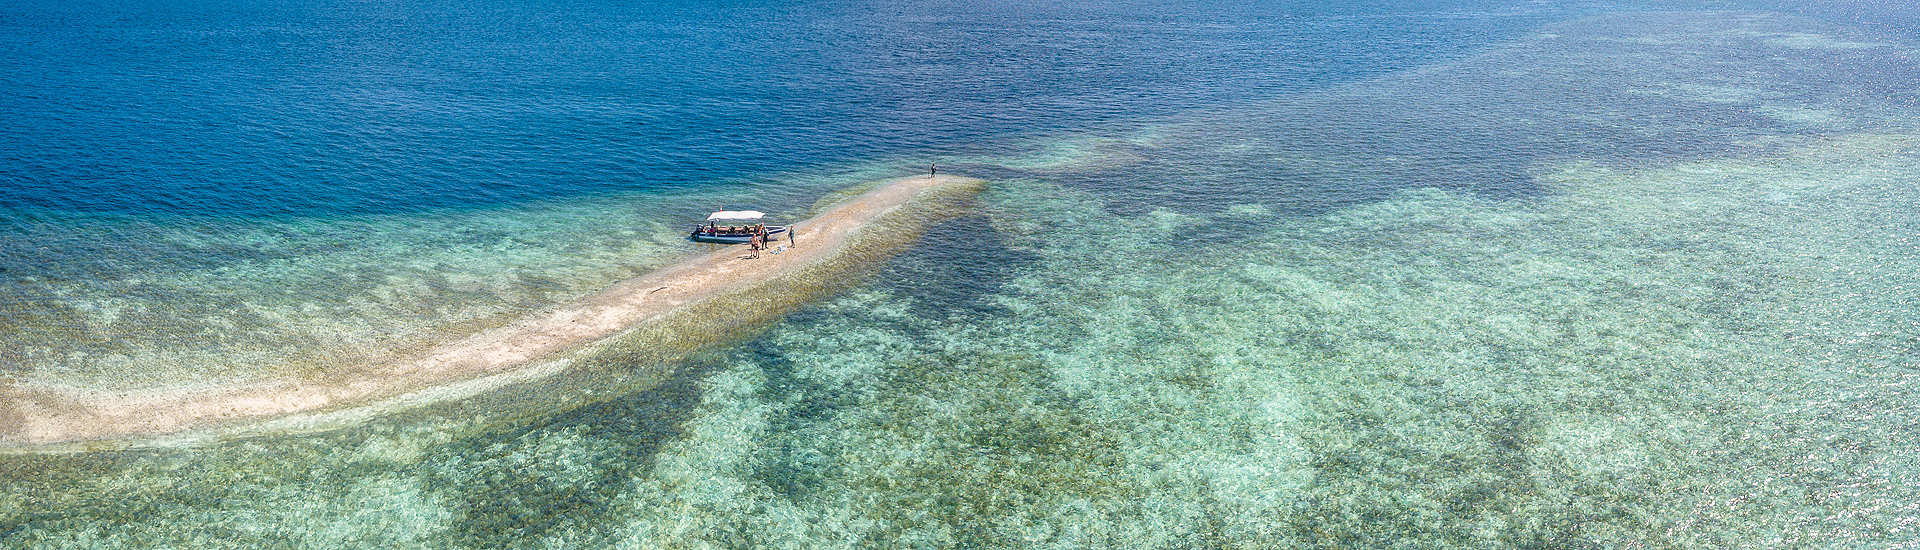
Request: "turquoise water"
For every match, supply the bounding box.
[6,3,1920,548]
[0,0,1564,390]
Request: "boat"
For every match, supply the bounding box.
[689,209,789,244]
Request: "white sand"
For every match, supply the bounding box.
[0,174,984,448]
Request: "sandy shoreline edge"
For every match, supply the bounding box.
[1,174,985,451]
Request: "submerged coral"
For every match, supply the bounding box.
[4,10,1918,549]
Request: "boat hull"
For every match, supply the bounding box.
[689,225,788,244]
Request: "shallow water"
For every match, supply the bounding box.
[0,0,1565,391]
[6,2,1920,548]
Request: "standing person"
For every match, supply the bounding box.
[748,233,762,259]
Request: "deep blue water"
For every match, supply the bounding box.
[0,0,1584,217]
[6,1,1920,546]
[0,0,1651,390]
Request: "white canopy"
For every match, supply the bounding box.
[706,210,765,222]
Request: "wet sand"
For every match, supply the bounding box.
[0,174,985,450]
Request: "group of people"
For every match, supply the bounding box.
[746,224,770,258]
[697,219,788,259]
[703,224,756,236]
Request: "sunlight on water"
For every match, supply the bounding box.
[4,9,1919,548]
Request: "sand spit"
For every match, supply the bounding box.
[0,174,985,451]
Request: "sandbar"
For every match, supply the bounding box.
[0,174,985,451]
